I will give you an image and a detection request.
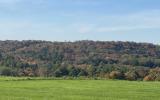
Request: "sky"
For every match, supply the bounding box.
[0,0,160,44]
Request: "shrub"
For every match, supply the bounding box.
[54,67,69,77]
[125,71,138,81]
[144,67,160,81]
[54,69,62,77]
[143,75,154,81]
[109,71,124,79]
[0,67,17,76]
[78,69,88,76]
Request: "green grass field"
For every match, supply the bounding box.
[0,77,160,100]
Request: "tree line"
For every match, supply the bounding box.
[0,40,160,81]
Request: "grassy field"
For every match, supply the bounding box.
[0,77,160,100]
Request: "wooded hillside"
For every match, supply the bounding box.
[0,40,160,81]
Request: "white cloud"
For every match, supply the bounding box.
[0,0,22,7]
[0,20,63,36]
[0,0,20,4]
[77,27,92,34]
[52,9,160,34]
[73,9,160,33]
[96,25,160,33]
[0,0,46,10]
[0,8,160,41]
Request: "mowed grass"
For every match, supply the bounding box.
[0,77,160,100]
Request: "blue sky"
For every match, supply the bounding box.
[0,0,160,44]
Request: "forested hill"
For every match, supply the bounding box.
[0,40,160,81]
